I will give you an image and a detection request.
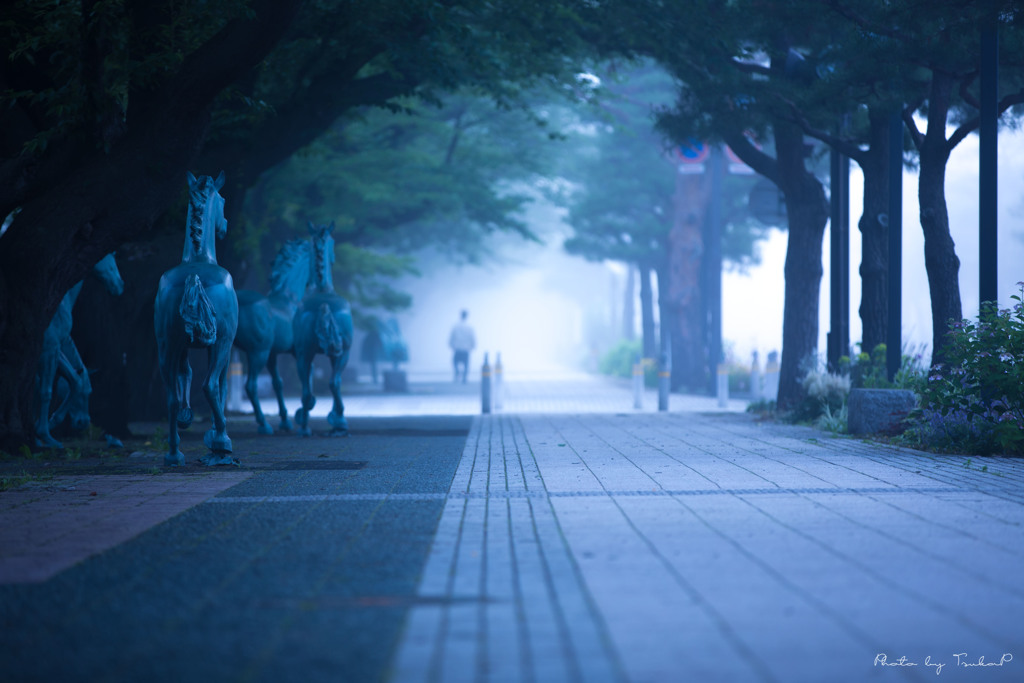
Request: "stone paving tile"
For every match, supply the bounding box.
[393,410,1024,683]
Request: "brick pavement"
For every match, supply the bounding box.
[0,472,250,583]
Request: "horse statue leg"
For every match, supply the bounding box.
[159,347,187,466]
[33,336,63,449]
[293,347,316,437]
[201,338,237,466]
[48,349,82,434]
[267,352,293,433]
[327,348,350,436]
[175,353,194,429]
[244,347,274,434]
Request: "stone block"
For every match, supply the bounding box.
[847,388,917,435]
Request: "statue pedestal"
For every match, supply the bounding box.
[383,369,408,393]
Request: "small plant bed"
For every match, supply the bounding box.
[899,287,1024,457]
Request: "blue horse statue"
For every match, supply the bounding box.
[293,221,354,436]
[154,172,239,466]
[34,252,124,448]
[233,239,312,434]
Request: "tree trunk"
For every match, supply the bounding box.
[917,74,962,367]
[667,167,709,392]
[857,108,890,355]
[775,121,830,410]
[639,264,656,359]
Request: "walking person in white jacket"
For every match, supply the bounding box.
[448,310,476,384]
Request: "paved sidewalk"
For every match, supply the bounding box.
[1,376,1022,682]
[392,412,1024,683]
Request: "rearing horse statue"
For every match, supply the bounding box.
[154,172,239,466]
[34,252,124,448]
[293,221,354,436]
[233,238,312,434]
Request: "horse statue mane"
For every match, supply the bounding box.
[308,220,336,293]
[183,171,226,263]
[268,239,313,302]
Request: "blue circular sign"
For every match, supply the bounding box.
[676,139,709,163]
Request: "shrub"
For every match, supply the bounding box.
[598,339,657,387]
[789,356,850,424]
[599,339,642,379]
[905,284,1024,455]
[845,343,928,391]
[817,401,848,434]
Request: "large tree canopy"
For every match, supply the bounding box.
[0,0,598,448]
[4,0,1024,444]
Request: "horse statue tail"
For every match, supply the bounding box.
[180,273,218,344]
[315,303,344,355]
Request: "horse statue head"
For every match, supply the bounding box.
[183,171,227,264]
[268,238,313,304]
[307,220,335,293]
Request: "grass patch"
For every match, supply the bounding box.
[0,470,54,491]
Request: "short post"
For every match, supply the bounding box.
[764,351,780,403]
[481,352,492,414]
[632,354,644,410]
[716,362,729,408]
[228,350,243,412]
[750,351,762,401]
[658,347,671,412]
[494,352,504,411]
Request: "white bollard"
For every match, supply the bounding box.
[481,353,492,414]
[764,350,780,403]
[717,363,729,408]
[494,352,504,411]
[632,357,644,410]
[750,351,762,401]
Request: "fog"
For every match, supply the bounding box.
[381,126,1024,380]
[389,200,617,379]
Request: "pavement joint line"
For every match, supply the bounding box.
[203,485,971,505]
